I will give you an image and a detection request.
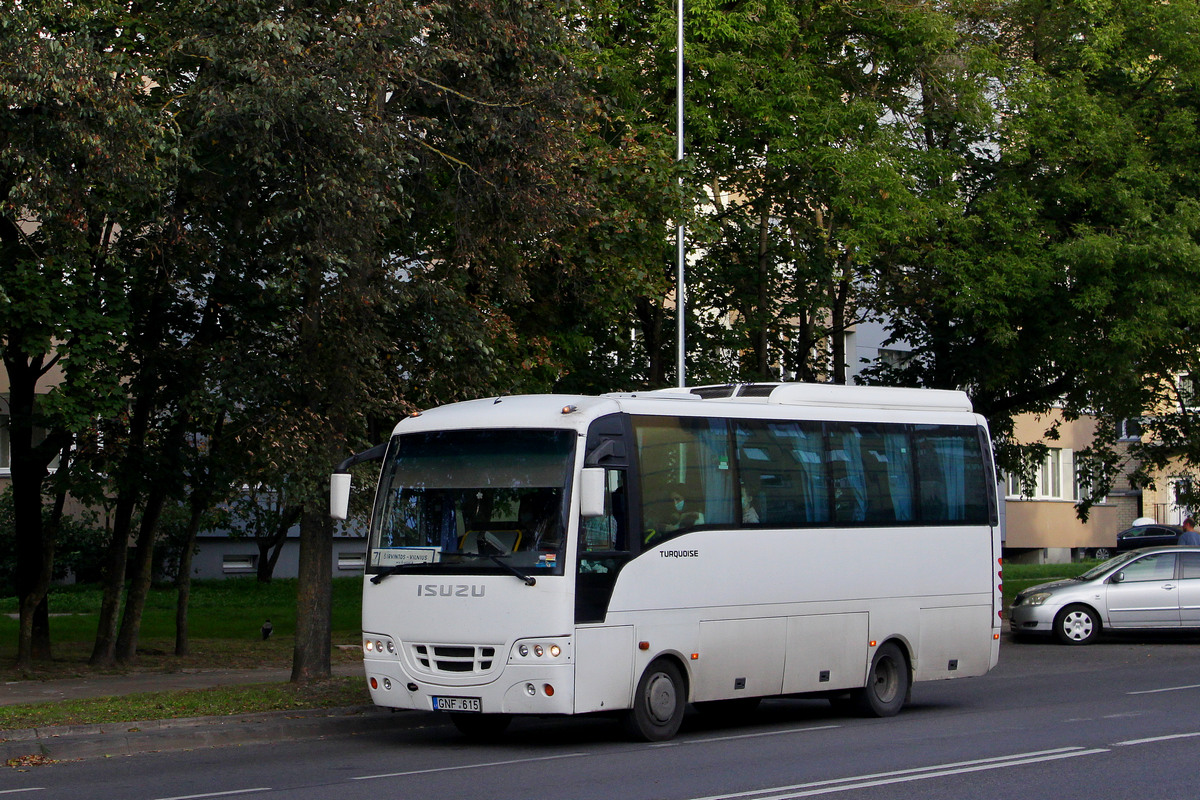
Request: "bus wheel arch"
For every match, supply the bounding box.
[623,655,688,741]
[853,639,911,717]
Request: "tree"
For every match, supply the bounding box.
[0,1,176,670]
[870,0,1200,507]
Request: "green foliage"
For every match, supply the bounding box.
[0,489,109,595]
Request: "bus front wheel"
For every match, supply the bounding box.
[624,658,686,741]
[854,641,910,717]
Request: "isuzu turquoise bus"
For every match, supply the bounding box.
[330,383,1002,741]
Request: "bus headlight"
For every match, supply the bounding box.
[364,634,397,657]
[510,638,570,663]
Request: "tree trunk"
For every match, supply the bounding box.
[115,488,168,664]
[174,497,206,657]
[291,504,333,683]
[256,504,301,583]
[4,350,59,671]
[89,494,135,668]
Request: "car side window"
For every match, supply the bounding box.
[1181,553,1200,580]
[1118,553,1177,582]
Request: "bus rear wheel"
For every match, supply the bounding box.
[623,658,686,741]
[854,641,909,717]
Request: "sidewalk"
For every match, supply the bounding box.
[0,664,437,764]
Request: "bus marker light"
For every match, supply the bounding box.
[550,645,561,657]
[869,640,877,648]
[994,633,1000,640]
[370,677,379,690]
[690,653,699,660]
[544,684,555,697]
[639,641,650,651]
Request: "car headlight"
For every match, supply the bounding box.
[1025,592,1053,606]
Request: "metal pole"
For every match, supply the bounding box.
[675,0,686,388]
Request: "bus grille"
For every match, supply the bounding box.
[411,643,497,675]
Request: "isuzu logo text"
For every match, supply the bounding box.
[417,584,486,597]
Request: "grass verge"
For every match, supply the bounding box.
[0,677,370,731]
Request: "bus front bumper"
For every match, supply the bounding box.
[364,659,577,716]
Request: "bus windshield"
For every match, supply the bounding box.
[368,429,575,575]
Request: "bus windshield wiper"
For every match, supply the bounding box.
[369,562,423,584]
[486,554,536,586]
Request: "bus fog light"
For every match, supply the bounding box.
[519,644,529,657]
[534,645,544,657]
[383,678,392,690]
[375,640,384,652]
[525,683,536,696]
[387,640,396,654]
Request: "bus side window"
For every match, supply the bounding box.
[634,417,734,547]
[582,470,627,553]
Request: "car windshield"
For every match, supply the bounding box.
[368,429,575,575]
[1077,550,1143,581]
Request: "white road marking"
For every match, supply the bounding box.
[0,791,45,796]
[652,725,841,747]
[154,790,272,800]
[689,747,1107,800]
[352,752,588,780]
[1127,683,1200,695]
[1114,731,1200,746]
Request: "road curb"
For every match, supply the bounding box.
[1,705,439,763]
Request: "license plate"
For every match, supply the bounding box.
[433,695,482,712]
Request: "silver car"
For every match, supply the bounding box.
[1009,546,1200,644]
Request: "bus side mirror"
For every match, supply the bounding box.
[580,468,606,518]
[330,472,352,521]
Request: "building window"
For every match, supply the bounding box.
[222,554,258,574]
[0,415,9,472]
[1118,418,1143,441]
[1007,448,1075,501]
[337,551,366,571]
[1180,375,1198,410]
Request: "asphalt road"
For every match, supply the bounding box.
[8,632,1200,800]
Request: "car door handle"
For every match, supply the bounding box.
[1163,584,1176,590]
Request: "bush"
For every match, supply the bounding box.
[0,488,110,595]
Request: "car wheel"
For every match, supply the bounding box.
[853,641,910,717]
[450,712,512,740]
[1054,604,1100,645]
[1092,548,1111,560]
[623,658,686,741]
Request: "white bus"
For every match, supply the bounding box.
[331,382,1002,741]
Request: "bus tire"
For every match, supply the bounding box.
[450,712,512,740]
[854,641,909,717]
[623,658,686,741]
